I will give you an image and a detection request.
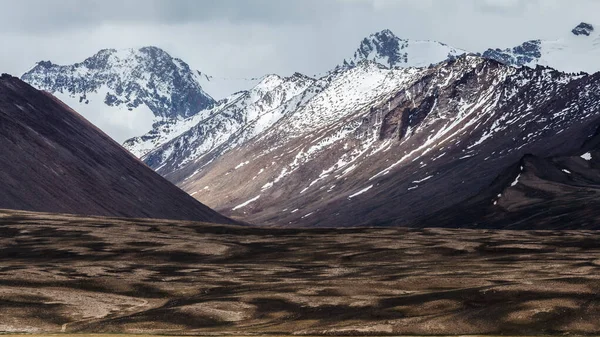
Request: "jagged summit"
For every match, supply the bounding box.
[353,29,403,67]
[21,46,214,142]
[482,40,542,68]
[341,29,466,69]
[572,22,594,36]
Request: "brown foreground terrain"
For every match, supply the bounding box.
[1,209,600,335]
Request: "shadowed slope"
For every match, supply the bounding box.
[420,149,600,229]
[0,74,233,223]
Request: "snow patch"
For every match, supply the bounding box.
[235,161,250,169]
[412,175,433,184]
[348,185,374,198]
[232,195,260,211]
[510,173,522,187]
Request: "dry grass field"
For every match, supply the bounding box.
[1,209,600,335]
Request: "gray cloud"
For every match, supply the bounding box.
[1,0,342,33]
[2,0,600,94]
[3,0,599,141]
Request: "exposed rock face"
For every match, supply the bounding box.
[340,29,466,69]
[0,74,233,223]
[482,40,542,67]
[572,22,594,36]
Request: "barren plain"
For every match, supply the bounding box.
[1,209,600,335]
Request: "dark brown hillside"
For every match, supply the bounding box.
[0,74,233,223]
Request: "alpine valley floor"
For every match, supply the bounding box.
[2,209,600,335]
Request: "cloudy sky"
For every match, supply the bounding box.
[1,0,598,141]
[3,0,598,86]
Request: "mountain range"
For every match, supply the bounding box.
[6,18,600,337]
[22,47,215,142]
[20,22,600,228]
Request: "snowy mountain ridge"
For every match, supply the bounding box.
[21,24,600,228]
[21,46,214,142]
[482,22,600,74]
[339,29,467,69]
[130,23,600,188]
[126,72,318,167]
[167,55,600,227]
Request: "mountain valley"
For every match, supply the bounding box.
[3,208,600,335]
[41,22,591,228]
[3,5,600,335]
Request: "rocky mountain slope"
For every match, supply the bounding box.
[21,25,600,228]
[21,47,214,142]
[482,22,600,73]
[149,55,600,227]
[0,74,233,223]
[125,72,317,160]
[124,28,468,160]
[125,25,600,228]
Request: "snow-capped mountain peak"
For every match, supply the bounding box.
[341,29,466,69]
[21,46,214,142]
[481,22,600,74]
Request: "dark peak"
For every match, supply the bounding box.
[36,60,55,68]
[572,22,594,36]
[81,48,117,69]
[372,29,397,40]
[355,59,388,69]
[261,74,282,81]
[290,72,313,81]
[87,46,171,62]
[138,46,171,58]
[364,29,400,47]
[94,48,118,57]
[79,46,175,70]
